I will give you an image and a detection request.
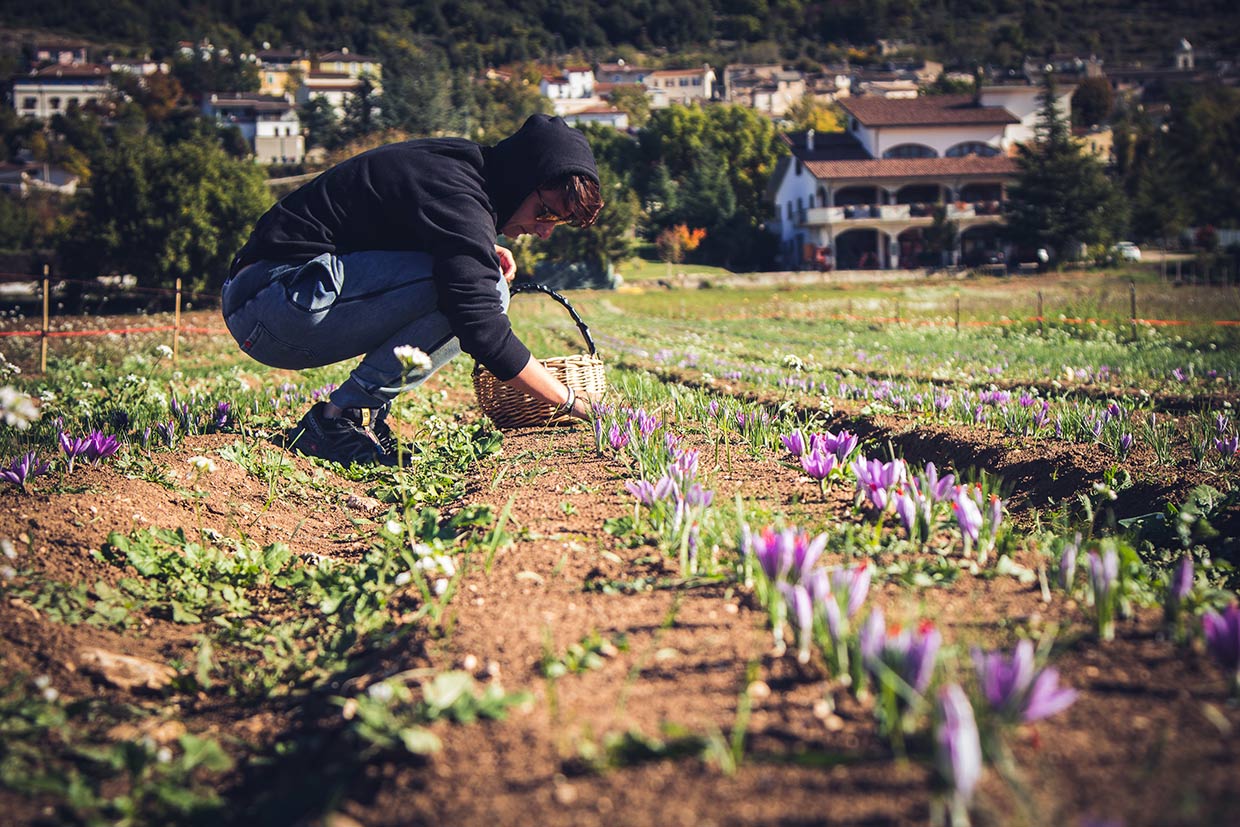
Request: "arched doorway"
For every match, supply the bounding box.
[835,228,888,270]
[897,227,937,268]
[960,225,1005,267]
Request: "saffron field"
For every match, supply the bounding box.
[0,270,1238,826]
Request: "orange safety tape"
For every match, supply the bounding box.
[0,326,229,338]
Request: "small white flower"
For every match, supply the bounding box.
[187,456,216,474]
[2,538,16,560]
[394,570,412,587]
[434,577,449,596]
[393,345,433,374]
[1,564,15,581]
[367,681,395,703]
[155,344,174,359]
[384,519,403,536]
[0,386,40,430]
[34,675,58,702]
[156,746,173,764]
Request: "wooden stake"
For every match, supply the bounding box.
[955,296,960,333]
[1129,279,1137,340]
[1037,290,1044,336]
[40,265,49,374]
[173,277,183,364]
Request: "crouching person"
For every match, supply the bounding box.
[221,115,603,466]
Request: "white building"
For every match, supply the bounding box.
[541,65,595,101]
[203,93,304,164]
[725,65,806,117]
[977,84,1073,149]
[644,66,715,107]
[563,106,630,130]
[109,58,169,76]
[768,93,1032,271]
[314,49,382,86]
[10,64,112,120]
[0,161,80,196]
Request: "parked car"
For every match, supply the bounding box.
[1111,241,1142,262]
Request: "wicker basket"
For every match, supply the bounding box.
[473,281,605,428]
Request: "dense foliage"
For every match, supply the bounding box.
[3,0,1238,68]
[1006,73,1126,259]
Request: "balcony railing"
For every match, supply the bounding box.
[801,202,1005,225]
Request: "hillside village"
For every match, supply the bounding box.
[2,30,1239,278]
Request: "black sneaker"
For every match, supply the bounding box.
[286,402,392,466]
[341,405,396,454]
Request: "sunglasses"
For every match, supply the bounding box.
[535,190,575,226]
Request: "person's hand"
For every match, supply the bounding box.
[495,244,517,283]
[569,389,602,420]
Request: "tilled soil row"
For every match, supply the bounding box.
[1,402,1238,826]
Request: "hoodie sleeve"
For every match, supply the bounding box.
[417,192,532,380]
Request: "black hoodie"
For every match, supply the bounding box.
[229,115,599,381]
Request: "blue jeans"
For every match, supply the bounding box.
[222,251,510,409]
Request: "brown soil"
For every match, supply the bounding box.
[2,364,1239,827]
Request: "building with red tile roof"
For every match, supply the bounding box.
[768,91,1044,271]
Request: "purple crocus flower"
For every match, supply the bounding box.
[1216,413,1230,436]
[920,462,955,502]
[863,614,941,697]
[813,429,860,464]
[214,401,230,429]
[625,479,658,505]
[859,607,886,668]
[781,429,807,457]
[830,560,872,619]
[683,483,713,508]
[935,683,983,817]
[1032,400,1051,431]
[1202,603,1240,693]
[156,420,177,447]
[635,410,660,439]
[83,431,120,464]
[972,640,1078,724]
[1216,435,1239,458]
[1058,535,1079,591]
[895,488,918,538]
[778,582,816,663]
[607,422,631,451]
[1088,547,1121,641]
[800,449,837,482]
[1165,555,1194,626]
[59,432,91,473]
[951,486,983,546]
[1118,433,1133,455]
[852,456,905,512]
[742,526,827,585]
[0,451,50,490]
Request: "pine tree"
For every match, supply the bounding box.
[1006,72,1126,261]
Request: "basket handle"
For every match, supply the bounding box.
[510,280,597,356]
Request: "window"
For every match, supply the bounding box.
[692,78,701,85]
[883,144,937,159]
[679,78,688,87]
[49,97,62,110]
[67,98,79,108]
[795,160,803,176]
[946,142,1000,158]
[22,97,36,110]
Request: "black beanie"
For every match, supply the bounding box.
[481,114,600,229]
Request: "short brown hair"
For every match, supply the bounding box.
[544,173,604,228]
